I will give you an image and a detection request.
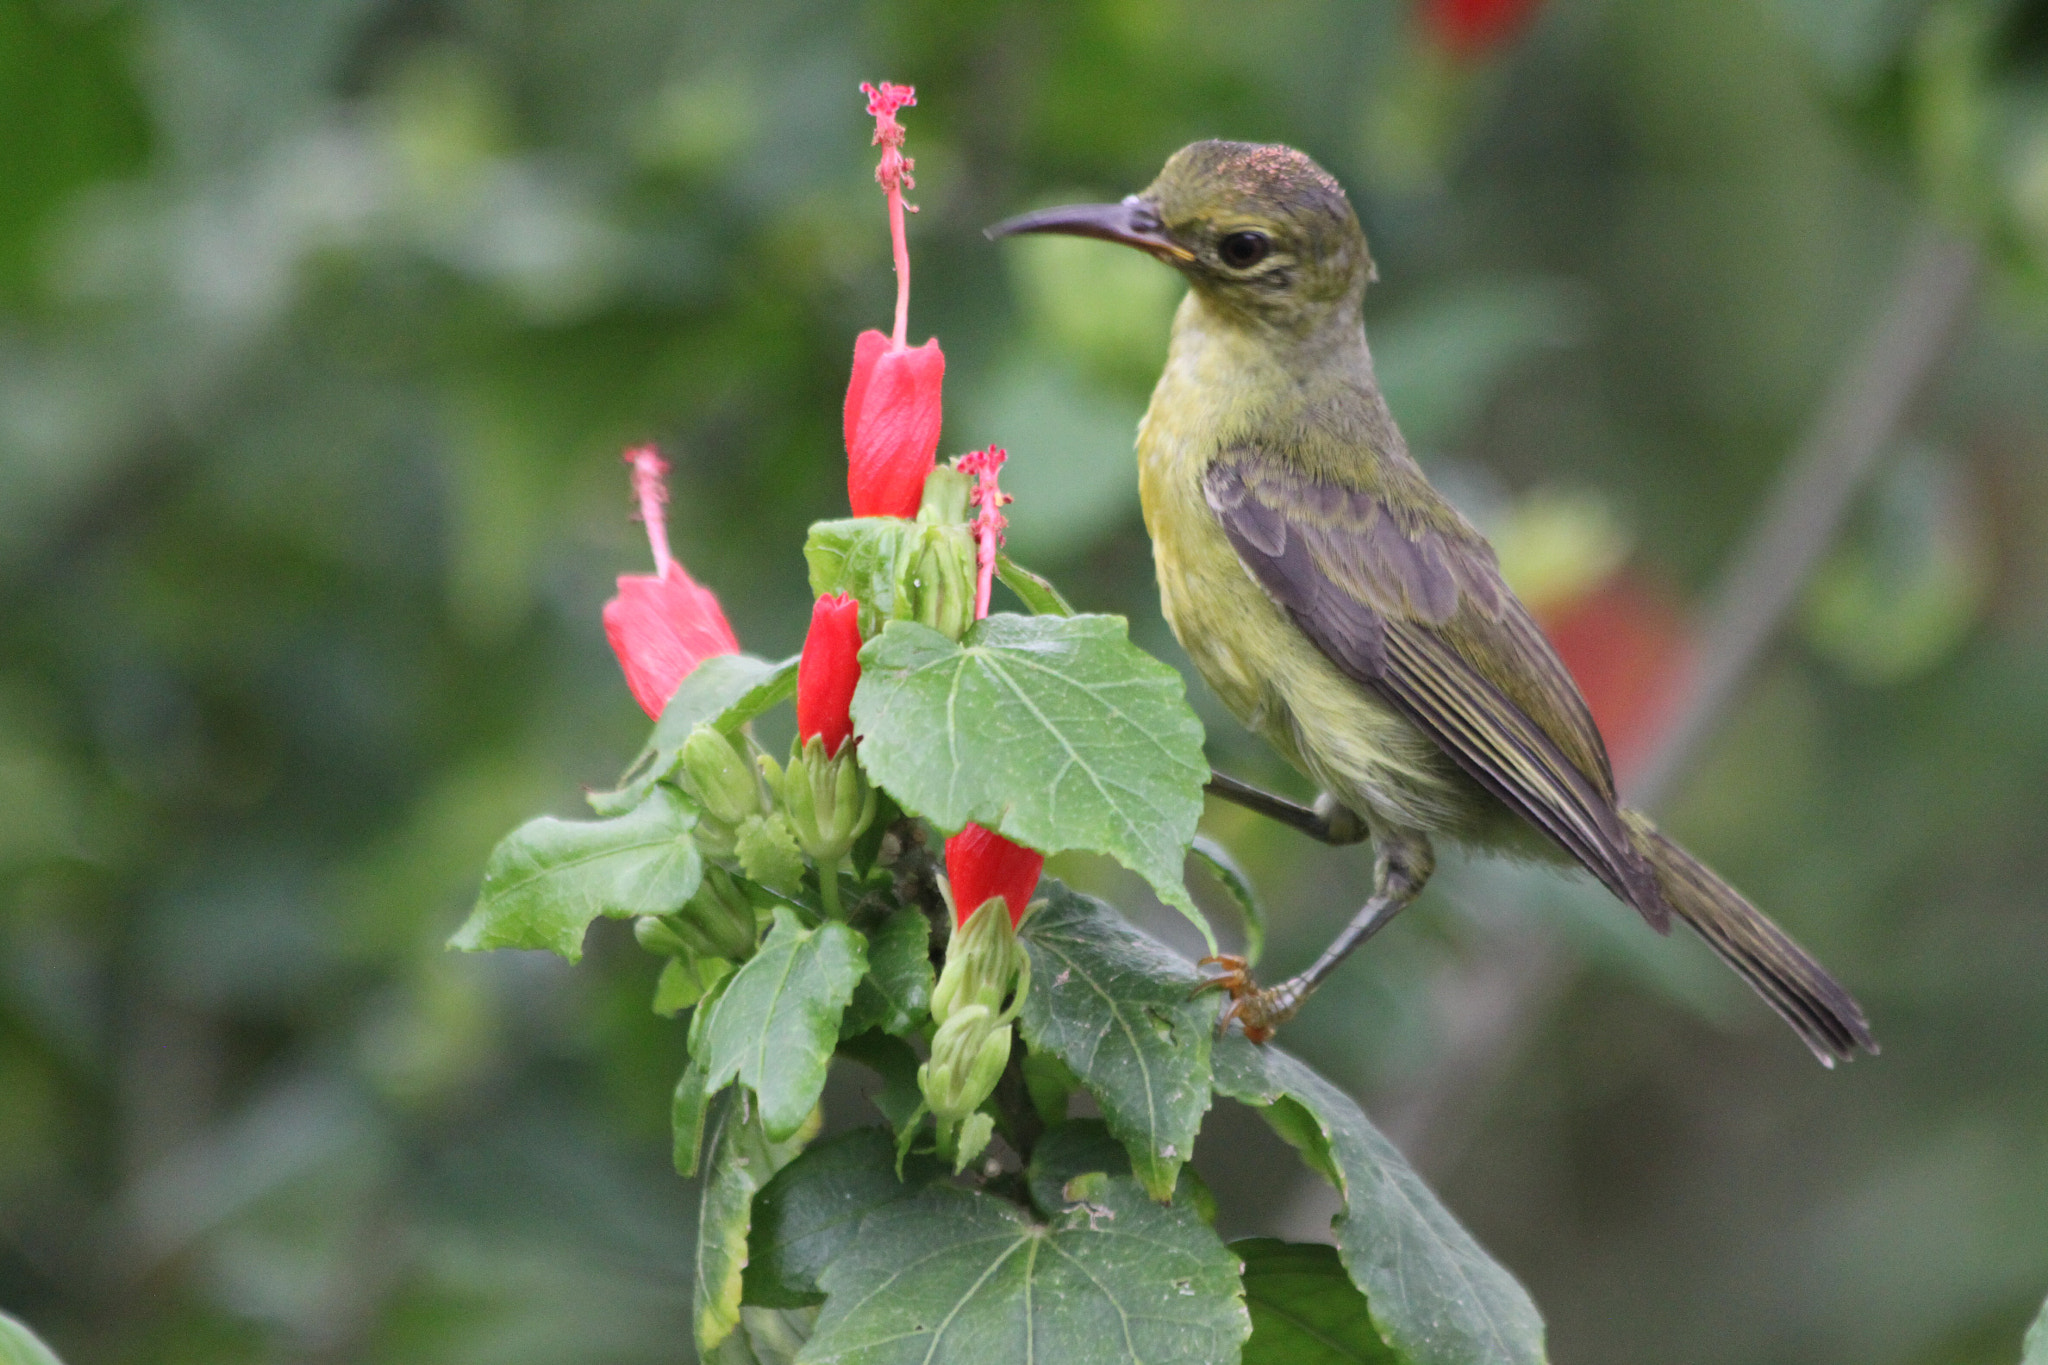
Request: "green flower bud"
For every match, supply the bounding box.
[903,524,975,641]
[683,865,759,962]
[917,465,974,524]
[782,735,878,871]
[931,895,1030,1026]
[680,726,761,827]
[918,1005,1012,1121]
[735,812,806,895]
[634,914,693,957]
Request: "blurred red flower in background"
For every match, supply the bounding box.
[1421,0,1543,57]
[603,447,739,719]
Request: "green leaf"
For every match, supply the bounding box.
[697,1091,816,1356]
[995,552,1074,616]
[657,954,734,1016]
[1214,1035,1547,1365]
[851,615,1211,939]
[697,909,867,1141]
[674,1052,712,1177]
[834,1031,926,1143]
[806,518,916,631]
[0,1312,66,1365]
[1236,1239,1400,1365]
[1191,834,1267,966]
[744,1127,944,1308]
[2025,1294,2048,1365]
[800,1174,1247,1365]
[1017,882,1216,1201]
[452,785,703,961]
[593,653,798,816]
[839,906,933,1038]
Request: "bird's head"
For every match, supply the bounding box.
[987,140,1373,332]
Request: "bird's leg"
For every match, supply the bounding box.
[1198,828,1434,1042]
[1205,770,1370,846]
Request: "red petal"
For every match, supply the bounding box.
[944,823,1045,928]
[847,338,943,518]
[603,567,741,720]
[797,593,864,756]
[843,329,889,458]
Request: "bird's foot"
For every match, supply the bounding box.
[1194,954,1303,1044]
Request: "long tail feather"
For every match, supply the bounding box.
[1622,811,1876,1066]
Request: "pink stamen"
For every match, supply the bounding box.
[861,81,918,350]
[625,445,674,577]
[957,446,1010,620]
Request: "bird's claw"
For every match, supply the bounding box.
[1194,954,1293,1044]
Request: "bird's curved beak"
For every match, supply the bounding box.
[984,196,1195,264]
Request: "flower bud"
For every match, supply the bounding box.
[634,914,695,957]
[684,865,760,962]
[681,726,762,827]
[902,524,975,641]
[944,823,1044,929]
[783,735,879,873]
[845,330,945,519]
[931,893,1030,1026]
[797,594,863,758]
[919,1005,1012,1120]
[917,465,974,524]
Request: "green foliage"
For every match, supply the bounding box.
[696,1093,817,1355]
[1017,883,1217,1200]
[2024,1294,2048,1365]
[693,909,866,1141]
[0,1312,66,1365]
[452,784,703,960]
[852,614,1211,937]
[595,654,798,816]
[1237,1240,1400,1365]
[1215,1037,1547,1365]
[799,1162,1249,1365]
[838,905,933,1038]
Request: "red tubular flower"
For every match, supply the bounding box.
[844,81,945,519]
[1421,0,1543,57]
[604,447,739,719]
[845,329,945,517]
[797,593,863,757]
[1538,573,1692,784]
[944,823,1044,928]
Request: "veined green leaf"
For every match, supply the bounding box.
[806,518,916,632]
[744,1127,944,1309]
[697,1091,817,1356]
[1236,1239,1399,1365]
[451,784,702,961]
[1214,1035,1547,1365]
[1017,882,1215,1201]
[593,653,797,816]
[696,909,867,1141]
[799,1172,1246,1365]
[850,614,1211,939]
[838,906,932,1038]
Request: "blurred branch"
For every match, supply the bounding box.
[1385,226,1981,1166]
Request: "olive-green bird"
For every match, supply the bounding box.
[990,141,1875,1065]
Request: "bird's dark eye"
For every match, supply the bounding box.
[1218,231,1271,269]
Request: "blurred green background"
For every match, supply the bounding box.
[5,0,2048,1361]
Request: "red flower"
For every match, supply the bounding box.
[1421,0,1542,57]
[843,82,945,520]
[1538,573,1692,783]
[944,823,1044,928]
[797,593,863,757]
[604,447,739,719]
[845,329,945,518]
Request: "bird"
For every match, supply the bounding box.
[987,140,1875,1065]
